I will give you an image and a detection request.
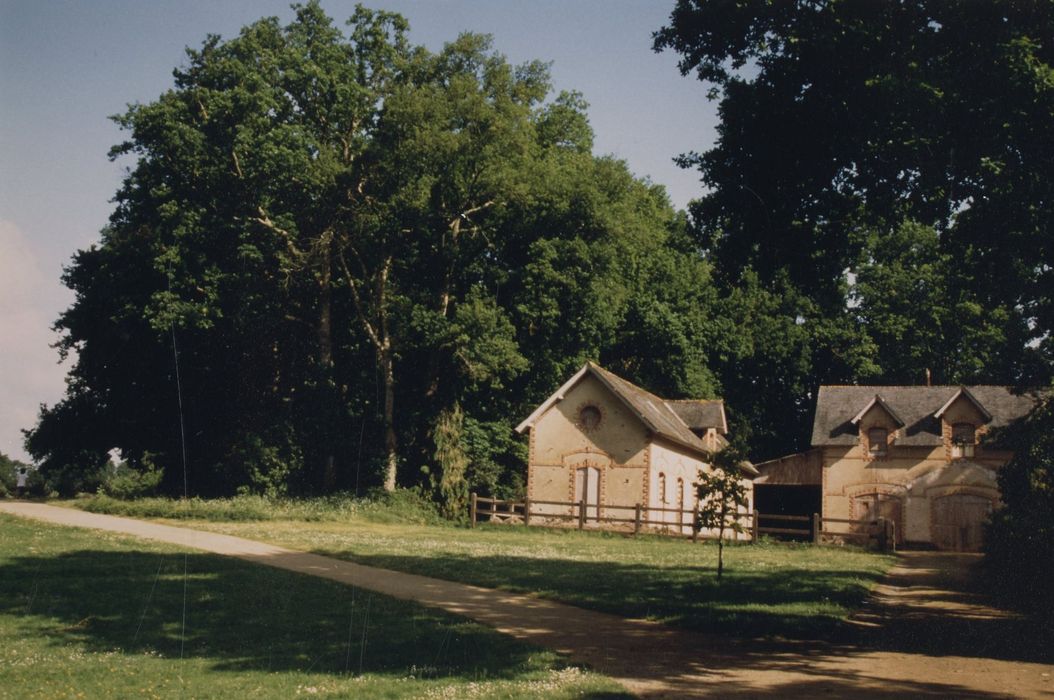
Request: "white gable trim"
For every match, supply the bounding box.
[851,394,905,427]
[934,386,993,423]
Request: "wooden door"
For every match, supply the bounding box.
[932,494,991,552]
[574,467,600,522]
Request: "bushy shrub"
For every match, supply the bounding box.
[38,450,107,497]
[76,488,444,525]
[225,435,302,499]
[0,452,38,498]
[101,458,163,500]
[0,463,14,498]
[984,389,1054,624]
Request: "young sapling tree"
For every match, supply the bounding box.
[695,447,750,579]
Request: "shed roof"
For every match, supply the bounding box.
[812,385,1041,447]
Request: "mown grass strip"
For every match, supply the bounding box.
[0,513,628,699]
[71,495,894,640]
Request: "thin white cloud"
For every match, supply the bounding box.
[0,220,73,463]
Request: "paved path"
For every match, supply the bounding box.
[2,502,1051,698]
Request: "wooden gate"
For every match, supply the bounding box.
[853,493,904,546]
[932,494,991,552]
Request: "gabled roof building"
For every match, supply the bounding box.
[516,362,752,532]
[755,384,1042,550]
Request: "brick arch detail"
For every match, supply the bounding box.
[926,484,999,502]
[843,483,907,499]
[563,449,612,516]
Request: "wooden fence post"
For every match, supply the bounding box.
[752,510,760,543]
[634,503,642,535]
[470,492,477,528]
[578,499,587,530]
[888,518,896,552]
[691,503,700,543]
[812,512,822,544]
[524,497,531,527]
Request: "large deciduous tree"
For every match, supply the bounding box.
[29,3,723,504]
[984,389,1054,622]
[655,0,1053,457]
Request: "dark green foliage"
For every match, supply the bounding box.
[984,390,1054,622]
[0,451,34,498]
[431,404,469,521]
[100,456,164,500]
[656,0,1054,458]
[28,3,715,502]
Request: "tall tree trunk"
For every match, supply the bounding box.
[318,238,338,490]
[338,248,398,491]
[381,343,397,491]
[318,242,334,369]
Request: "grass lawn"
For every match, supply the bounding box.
[0,513,628,699]
[68,495,895,640]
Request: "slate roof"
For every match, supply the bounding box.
[516,362,754,474]
[665,400,728,434]
[587,364,714,454]
[812,385,1042,447]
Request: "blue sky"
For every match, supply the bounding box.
[0,0,718,462]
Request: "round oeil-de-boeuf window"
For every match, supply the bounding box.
[578,405,602,431]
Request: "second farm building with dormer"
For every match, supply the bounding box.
[754,385,1041,551]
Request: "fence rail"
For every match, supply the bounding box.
[470,493,896,551]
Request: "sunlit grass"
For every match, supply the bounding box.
[0,514,628,699]
[70,495,894,639]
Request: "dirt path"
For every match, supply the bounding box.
[2,502,1051,698]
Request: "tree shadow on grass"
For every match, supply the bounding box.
[0,548,611,685]
[308,549,1052,664]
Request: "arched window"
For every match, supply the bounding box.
[868,427,888,455]
[677,477,686,528]
[658,473,667,504]
[577,405,602,431]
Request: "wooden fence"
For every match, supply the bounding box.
[470,493,896,552]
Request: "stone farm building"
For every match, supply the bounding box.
[754,385,1041,551]
[515,362,756,535]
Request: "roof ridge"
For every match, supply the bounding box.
[819,384,1020,389]
[665,398,723,404]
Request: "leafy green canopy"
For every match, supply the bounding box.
[656,0,1053,456]
[985,389,1054,620]
[28,2,723,500]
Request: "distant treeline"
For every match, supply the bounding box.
[27,2,1052,512]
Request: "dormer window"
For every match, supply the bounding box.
[868,428,888,455]
[952,423,975,458]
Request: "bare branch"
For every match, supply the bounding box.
[447,200,496,233]
[195,95,209,122]
[254,207,305,261]
[337,246,383,351]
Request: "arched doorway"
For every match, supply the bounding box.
[932,493,992,552]
[574,467,601,522]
